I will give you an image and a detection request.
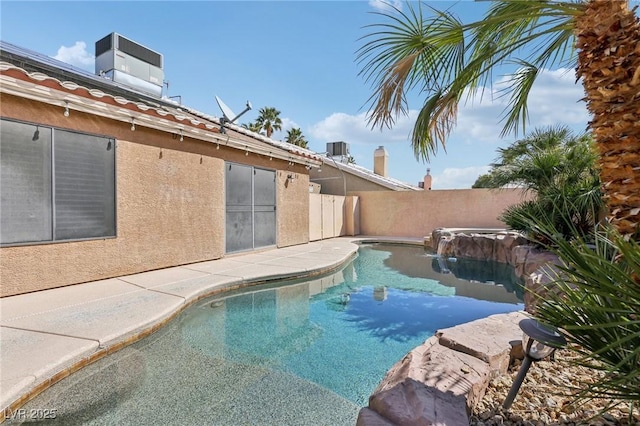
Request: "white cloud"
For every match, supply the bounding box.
[431,166,491,189]
[452,68,589,144]
[305,67,589,189]
[53,41,94,71]
[281,117,299,131]
[368,0,402,13]
[309,68,588,150]
[270,117,299,141]
[524,68,589,128]
[308,110,416,147]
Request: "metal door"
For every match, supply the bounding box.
[253,167,276,247]
[225,163,276,253]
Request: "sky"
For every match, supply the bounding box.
[0,1,595,188]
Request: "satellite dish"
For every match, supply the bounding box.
[215,96,252,134]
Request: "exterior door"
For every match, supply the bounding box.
[225,163,276,253]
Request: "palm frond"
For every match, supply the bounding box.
[508,209,640,403]
[499,60,538,137]
[357,0,583,160]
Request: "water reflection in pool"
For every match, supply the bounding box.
[16,244,523,426]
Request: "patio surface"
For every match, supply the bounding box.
[0,236,422,416]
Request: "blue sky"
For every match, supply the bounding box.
[1,1,594,188]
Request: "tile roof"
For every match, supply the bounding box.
[0,40,321,165]
[0,39,421,187]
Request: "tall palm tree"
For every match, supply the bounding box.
[357,0,640,240]
[241,121,263,134]
[255,107,283,138]
[284,127,308,148]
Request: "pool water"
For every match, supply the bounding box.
[15,244,523,425]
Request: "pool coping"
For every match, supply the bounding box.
[356,311,529,425]
[0,236,423,421]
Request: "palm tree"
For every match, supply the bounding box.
[255,107,282,138]
[359,2,640,409]
[357,0,640,241]
[477,125,598,192]
[241,121,263,134]
[284,127,308,148]
[471,174,494,189]
[481,126,603,243]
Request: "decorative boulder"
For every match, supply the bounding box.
[431,230,527,265]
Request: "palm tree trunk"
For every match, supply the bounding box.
[575,0,640,241]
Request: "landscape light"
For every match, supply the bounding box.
[502,319,566,410]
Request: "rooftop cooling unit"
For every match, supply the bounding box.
[95,33,164,97]
[326,141,349,157]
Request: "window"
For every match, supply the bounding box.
[0,119,116,245]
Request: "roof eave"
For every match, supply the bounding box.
[0,61,321,166]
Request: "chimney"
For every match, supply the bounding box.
[423,168,432,190]
[374,146,388,177]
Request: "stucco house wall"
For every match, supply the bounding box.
[0,94,310,296]
[276,171,311,247]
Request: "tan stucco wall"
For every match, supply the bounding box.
[0,94,310,296]
[1,140,225,296]
[345,196,360,236]
[352,188,531,238]
[309,194,323,241]
[309,194,350,241]
[321,196,345,239]
[276,171,310,248]
[117,141,226,265]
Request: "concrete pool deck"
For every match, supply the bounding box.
[0,236,423,417]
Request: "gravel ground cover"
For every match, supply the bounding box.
[470,350,639,426]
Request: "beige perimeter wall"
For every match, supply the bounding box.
[309,194,360,241]
[352,188,530,238]
[309,194,345,241]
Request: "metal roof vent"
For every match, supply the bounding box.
[326,141,350,157]
[95,33,164,97]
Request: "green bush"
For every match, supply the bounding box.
[483,126,603,244]
[524,218,640,407]
[500,182,603,245]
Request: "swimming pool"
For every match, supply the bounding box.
[14,244,523,425]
